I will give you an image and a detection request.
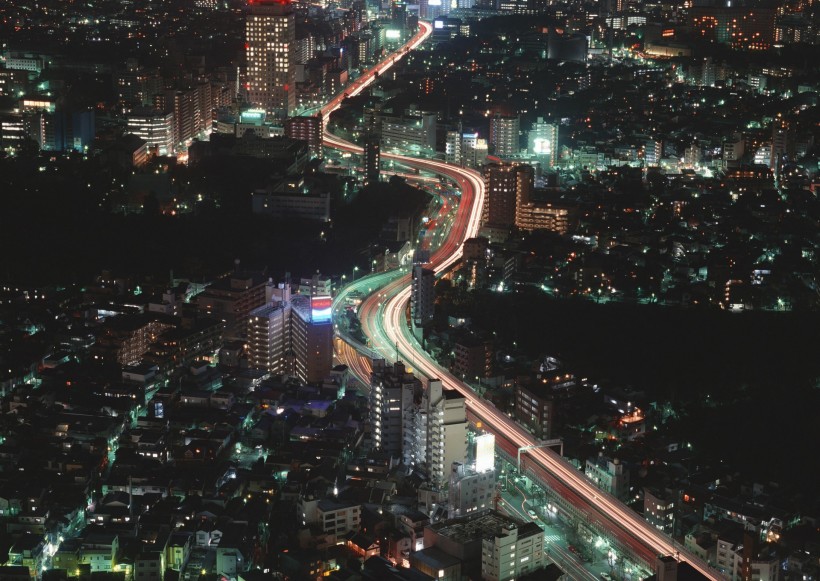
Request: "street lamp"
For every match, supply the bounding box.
[352,266,359,281]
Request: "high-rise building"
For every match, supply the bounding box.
[489,116,520,158]
[246,0,296,119]
[482,162,533,229]
[409,380,468,487]
[245,282,332,384]
[528,118,558,166]
[644,138,663,166]
[291,295,334,384]
[411,266,435,328]
[154,83,212,149]
[771,115,792,171]
[370,360,421,458]
[247,301,291,375]
[446,130,488,168]
[284,115,323,159]
[364,135,381,185]
[127,108,175,156]
[197,273,270,339]
[689,6,775,50]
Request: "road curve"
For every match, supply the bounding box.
[321,21,719,581]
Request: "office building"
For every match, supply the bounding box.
[115,60,162,111]
[246,0,296,118]
[284,115,323,159]
[411,266,435,329]
[370,360,421,458]
[245,283,332,383]
[291,295,334,384]
[379,110,437,154]
[489,116,520,158]
[446,130,488,168]
[30,109,96,153]
[482,162,533,229]
[127,108,175,156]
[448,462,496,517]
[251,177,331,222]
[423,511,544,581]
[298,273,332,297]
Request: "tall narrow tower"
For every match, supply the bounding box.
[246,0,296,119]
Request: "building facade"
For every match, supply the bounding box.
[370,360,421,458]
[489,116,520,158]
[448,462,496,518]
[409,380,469,487]
[585,455,630,500]
[246,0,296,118]
[481,521,545,581]
[482,162,533,229]
[284,115,323,159]
[411,266,435,329]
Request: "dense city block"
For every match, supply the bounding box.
[0,0,818,581]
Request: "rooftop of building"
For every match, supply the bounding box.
[411,546,461,569]
[428,509,541,544]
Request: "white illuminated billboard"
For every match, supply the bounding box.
[476,433,495,473]
[533,137,551,155]
[385,29,401,39]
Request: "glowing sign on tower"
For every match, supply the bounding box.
[311,296,332,323]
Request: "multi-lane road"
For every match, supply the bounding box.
[321,22,720,581]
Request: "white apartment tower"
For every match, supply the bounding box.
[409,380,468,487]
[246,0,296,119]
[528,118,558,166]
